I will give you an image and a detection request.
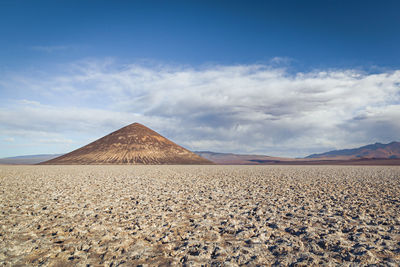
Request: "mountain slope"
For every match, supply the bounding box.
[306,141,400,159]
[41,123,212,165]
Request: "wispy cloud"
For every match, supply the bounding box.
[19,99,41,106]
[269,56,292,65]
[38,138,75,144]
[1,60,399,157]
[30,45,70,53]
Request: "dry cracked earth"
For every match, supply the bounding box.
[0,165,399,266]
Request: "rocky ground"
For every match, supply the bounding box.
[0,165,399,266]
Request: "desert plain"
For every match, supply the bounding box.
[0,165,399,266]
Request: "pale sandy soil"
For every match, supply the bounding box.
[0,165,399,266]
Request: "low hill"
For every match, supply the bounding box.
[0,154,63,165]
[195,150,400,165]
[195,151,291,164]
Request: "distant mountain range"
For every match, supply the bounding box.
[306,141,400,160]
[1,140,399,165]
[194,151,291,165]
[195,143,400,165]
[0,154,63,165]
[196,141,400,165]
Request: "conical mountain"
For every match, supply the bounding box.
[41,123,213,165]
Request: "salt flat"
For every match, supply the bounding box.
[0,165,399,266]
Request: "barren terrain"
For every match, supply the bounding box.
[1,165,399,266]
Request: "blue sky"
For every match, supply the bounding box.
[1,0,400,70]
[0,0,400,158]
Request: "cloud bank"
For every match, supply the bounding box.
[1,60,399,157]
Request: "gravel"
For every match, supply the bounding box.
[0,165,399,266]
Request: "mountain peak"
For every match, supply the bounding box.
[41,123,212,165]
[115,122,152,131]
[126,122,146,128]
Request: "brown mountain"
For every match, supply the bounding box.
[306,141,400,160]
[41,123,212,165]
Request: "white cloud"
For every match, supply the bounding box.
[38,138,75,144]
[0,60,399,157]
[270,57,292,65]
[19,99,41,106]
[30,45,70,53]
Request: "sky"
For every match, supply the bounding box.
[0,0,400,158]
